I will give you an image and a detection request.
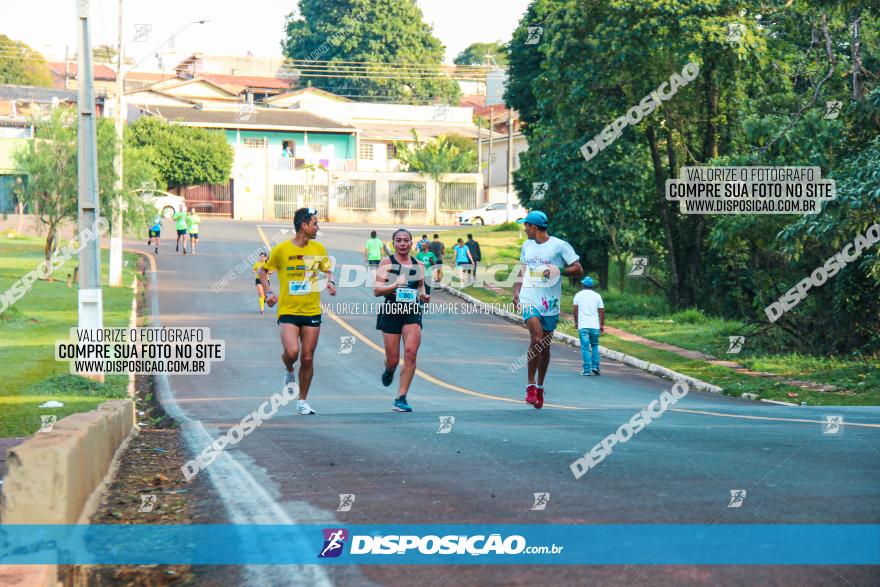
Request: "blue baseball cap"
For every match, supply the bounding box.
[517,210,549,228]
[581,276,594,287]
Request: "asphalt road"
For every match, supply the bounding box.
[141,217,880,586]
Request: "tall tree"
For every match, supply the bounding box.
[281,0,460,103]
[454,41,508,67]
[0,35,53,87]
[126,116,233,189]
[395,131,477,222]
[12,107,157,273]
[92,44,133,65]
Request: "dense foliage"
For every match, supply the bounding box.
[0,35,53,87]
[506,0,879,352]
[282,0,460,103]
[13,108,157,268]
[127,116,233,189]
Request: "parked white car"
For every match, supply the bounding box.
[458,201,528,226]
[134,189,186,218]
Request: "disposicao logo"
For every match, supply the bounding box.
[319,528,348,558]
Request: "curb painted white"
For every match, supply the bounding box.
[127,276,137,399]
[761,399,799,406]
[147,271,333,587]
[436,284,724,394]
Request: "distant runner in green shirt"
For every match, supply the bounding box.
[365,231,384,269]
[415,241,437,295]
[173,206,188,254]
[187,212,201,255]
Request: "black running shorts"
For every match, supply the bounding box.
[278,314,322,327]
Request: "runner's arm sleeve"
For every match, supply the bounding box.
[560,241,580,266]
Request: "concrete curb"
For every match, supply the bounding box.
[0,399,135,524]
[436,284,724,394]
[0,273,140,586]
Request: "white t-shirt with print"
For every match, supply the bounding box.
[519,236,579,316]
[573,289,604,330]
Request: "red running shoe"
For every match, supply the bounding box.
[525,384,538,404]
[534,386,544,409]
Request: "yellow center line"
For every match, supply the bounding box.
[256,225,880,427]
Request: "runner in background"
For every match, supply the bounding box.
[415,241,437,296]
[453,238,474,283]
[365,230,384,275]
[173,205,188,254]
[428,233,445,283]
[147,215,161,255]
[512,210,583,409]
[374,228,429,413]
[261,207,336,415]
[187,210,201,255]
[253,251,272,315]
[465,233,482,277]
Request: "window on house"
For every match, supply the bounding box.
[387,143,398,159]
[310,143,323,153]
[359,143,374,160]
[242,137,267,149]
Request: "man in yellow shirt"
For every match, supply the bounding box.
[260,208,336,415]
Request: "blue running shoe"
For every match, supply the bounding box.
[392,395,412,412]
[381,368,395,387]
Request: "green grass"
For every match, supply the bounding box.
[0,236,139,437]
[441,224,524,265]
[439,227,880,405]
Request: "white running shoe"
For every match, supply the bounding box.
[296,399,316,415]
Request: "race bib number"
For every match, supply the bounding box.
[289,279,312,295]
[395,287,417,303]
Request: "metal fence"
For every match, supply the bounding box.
[181,181,233,217]
[389,181,427,211]
[273,184,329,220]
[439,182,478,212]
[334,180,376,210]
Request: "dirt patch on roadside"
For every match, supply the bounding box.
[61,375,198,586]
[60,262,226,586]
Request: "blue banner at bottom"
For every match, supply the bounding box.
[1,525,878,565]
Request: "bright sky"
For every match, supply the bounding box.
[1,0,531,66]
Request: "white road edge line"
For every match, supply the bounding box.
[148,271,333,587]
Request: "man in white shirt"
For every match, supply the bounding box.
[573,276,605,375]
[513,210,583,409]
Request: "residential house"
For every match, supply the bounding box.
[125,83,489,224]
[0,85,113,213]
[475,106,528,202]
[47,62,117,93]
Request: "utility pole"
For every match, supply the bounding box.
[64,46,70,90]
[476,117,483,203]
[506,108,514,223]
[487,109,494,203]
[77,0,104,380]
[109,0,124,286]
